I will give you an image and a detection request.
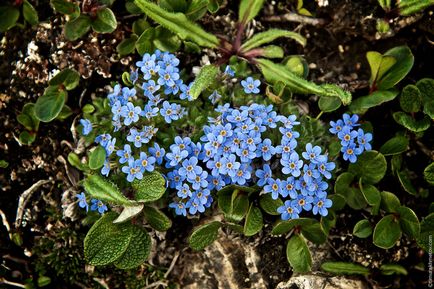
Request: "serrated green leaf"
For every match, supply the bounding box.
[380,191,401,213]
[34,86,67,122]
[373,214,402,249]
[334,172,367,210]
[185,0,208,21]
[393,112,431,132]
[113,204,145,224]
[243,205,263,236]
[88,146,106,170]
[348,150,387,184]
[377,46,414,90]
[423,100,434,119]
[134,0,219,48]
[132,171,166,202]
[417,213,434,251]
[0,5,19,32]
[190,65,219,100]
[380,264,408,276]
[64,15,91,41]
[271,218,316,235]
[117,35,138,56]
[321,261,370,275]
[424,162,434,185]
[84,212,134,266]
[114,226,151,269]
[400,84,422,113]
[92,7,117,33]
[23,0,39,26]
[188,221,221,250]
[260,45,284,58]
[349,89,399,114]
[416,77,434,103]
[399,0,434,16]
[380,135,409,156]
[397,206,420,238]
[143,206,172,231]
[241,29,306,51]
[84,174,133,205]
[353,219,372,238]
[259,194,283,216]
[239,0,265,23]
[319,95,342,112]
[286,235,312,273]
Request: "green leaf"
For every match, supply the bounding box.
[84,212,134,266]
[64,15,91,41]
[153,26,181,52]
[49,68,80,90]
[417,213,434,251]
[393,112,431,132]
[380,191,401,213]
[132,171,166,202]
[283,55,309,78]
[358,179,381,210]
[34,86,67,122]
[114,226,151,269]
[17,103,39,131]
[82,104,95,114]
[208,0,223,13]
[320,261,370,275]
[397,170,417,195]
[286,235,312,273]
[256,59,352,105]
[423,100,434,119]
[88,146,106,170]
[19,131,36,145]
[353,219,373,238]
[185,0,209,21]
[373,214,402,249]
[243,205,263,236]
[117,35,138,56]
[319,96,341,112]
[348,150,387,184]
[334,172,367,210]
[92,7,117,33]
[400,85,422,113]
[226,194,249,222]
[188,221,221,250]
[241,29,306,51]
[136,28,155,55]
[301,222,327,244]
[67,152,88,171]
[259,194,283,215]
[239,0,265,23]
[271,218,316,235]
[132,18,150,35]
[416,77,434,103]
[83,174,133,205]
[143,206,172,231]
[0,160,9,168]
[190,65,219,100]
[329,194,346,211]
[377,46,414,90]
[366,51,396,85]
[134,0,219,48]
[113,204,145,224]
[56,104,73,120]
[399,0,434,16]
[380,135,409,156]
[23,0,39,26]
[50,0,80,17]
[380,264,408,276]
[349,89,399,114]
[424,162,434,185]
[397,206,420,238]
[0,5,19,32]
[260,45,284,58]
[378,0,392,10]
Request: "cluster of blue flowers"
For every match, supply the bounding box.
[167,103,335,219]
[75,192,107,214]
[329,114,372,163]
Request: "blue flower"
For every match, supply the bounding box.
[241,77,260,94]
[341,142,363,163]
[207,174,226,191]
[255,164,272,186]
[277,200,300,220]
[227,109,248,123]
[180,82,194,101]
[129,70,138,84]
[176,183,192,199]
[282,177,298,199]
[293,195,314,212]
[232,164,251,185]
[312,196,332,216]
[165,146,189,167]
[149,143,165,165]
[302,163,320,184]
[136,53,156,69]
[223,65,235,77]
[192,189,211,205]
[76,192,88,211]
[281,152,303,176]
[138,152,156,173]
[329,119,344,135]
[206,156,224,177]
[179,157,203,180]
[158,66,180,87]
[357,129,372,151]
[160,101,180,123]
[257,138,276,161]
[95,133,112,147]
[317,160,335,179]
[337,126,358,147]
[104,137,116,156]
[169,201,187,216]
[342,113,360,128]
[220,154,240,177]
[186,199,205,215]
[101,159,111,177]
[120,102,141,126]
[148,93,163,106]
[90,199,108,214]
[79,119,92,135]
[302,143,326,164]
[141,104,159,120]
[189,170,208,190]
[208,90,222,104]
[142,80,161,97]
[264,178,282,200]
[167,169,185,188]
[127,128,144,148]
[279,115,300,129]
[122,159,143,182]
